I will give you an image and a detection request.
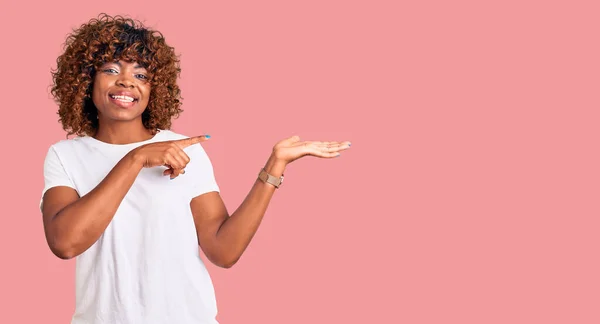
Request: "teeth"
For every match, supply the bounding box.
[110,95,135,102]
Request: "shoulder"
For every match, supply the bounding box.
[45,136,89,157]
[42,137,89,177]
[156,129,190,141]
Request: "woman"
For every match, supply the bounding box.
[41,14,350,324]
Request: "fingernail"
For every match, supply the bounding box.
[348,143,351,147]
[170,178,174,180]
[205,135,211,139]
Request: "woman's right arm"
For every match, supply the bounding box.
[41,136,207,260]
[42,153,144,259]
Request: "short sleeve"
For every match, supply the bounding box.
[186,144,220,198]
[40,146,76,210]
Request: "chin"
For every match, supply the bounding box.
[100,111,144,122]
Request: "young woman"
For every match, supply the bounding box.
[41,14,351,324]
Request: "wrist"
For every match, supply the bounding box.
[127,148,146,170]
[263,153,287,177]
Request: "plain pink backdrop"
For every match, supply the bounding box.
[0,0,599,323]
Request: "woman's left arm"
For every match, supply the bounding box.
[190,135,350,268]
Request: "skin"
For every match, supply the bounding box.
[92,60,154,144]
[42,60,351,267]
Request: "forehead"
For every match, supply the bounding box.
[102,60,146,69]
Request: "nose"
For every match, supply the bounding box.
[116,74,135,88]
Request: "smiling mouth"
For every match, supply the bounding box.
[109,94,138,103]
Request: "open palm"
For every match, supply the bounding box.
[273,135,351,164]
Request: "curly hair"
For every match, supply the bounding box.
[51,13,183,136]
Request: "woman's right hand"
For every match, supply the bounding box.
[130,135,210,179]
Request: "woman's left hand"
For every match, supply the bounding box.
[272,135,351,165]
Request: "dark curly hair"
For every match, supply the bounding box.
[51,13,183,136]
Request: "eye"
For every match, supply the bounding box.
[135,74,149,80]
[103,68,118,74]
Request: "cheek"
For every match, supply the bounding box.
[91,84,104,108]
[91,75,108,106]
[140,85,151,102]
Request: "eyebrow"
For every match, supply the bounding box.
[112,61,145,69]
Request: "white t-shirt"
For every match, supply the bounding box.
[41,130,221,324]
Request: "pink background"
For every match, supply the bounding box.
[0,0,599,323]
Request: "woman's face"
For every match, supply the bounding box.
[92,60,151,124]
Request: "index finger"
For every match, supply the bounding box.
[175,135,210,148]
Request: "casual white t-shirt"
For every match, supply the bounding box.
[41,130,221,324]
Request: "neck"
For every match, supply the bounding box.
[94,119,155,145]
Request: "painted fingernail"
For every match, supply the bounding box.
[205,135,211,139]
